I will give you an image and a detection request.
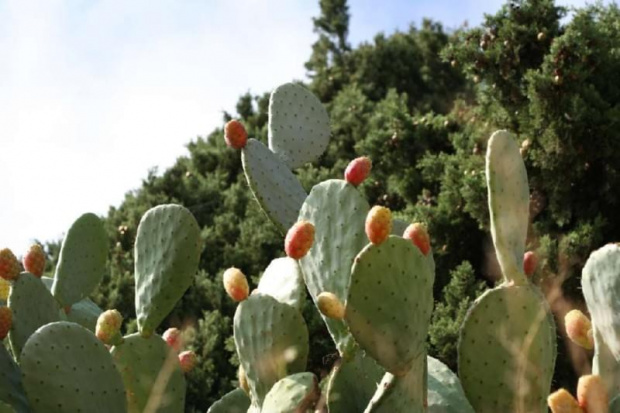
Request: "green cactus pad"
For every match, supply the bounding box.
[0,345,30,413]
[346,236,434,375]
[458,285,556,413]
[8,273,60,358]
[582,244,620,361]
[262,372,319,412]
[207,388,251,413]
[610,394,620,413]
[486,130,530,285]
[66,297,103,332]
[0,401,15,413]
[268,82,330,169]
[134,204,202,337]
[20,321,126,413]
[257,257,305,310]
[427,356,474,413]
[52,213,108,307]
[327,350,384,412]
[364,354,426,413]
[110,333,186,413]
[592,326,620,398]
[391,218,409,236]
[234,293,309,408]
[242,138,307,233]
[299,179,369,355]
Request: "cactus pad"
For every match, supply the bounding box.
[262,372,319,412]
[592,326,620,397]
[268,82,330,169]
[327,350,384,412]
[486,130,529,284]
[52,213,108,307]
[242,138,307,233]
[582,244,620,360]
[0,401,15,413]
[0,345,29,413]
[134,204,202,337]
[256,257,305,310]
[299,179,369,355]
[111,333,186,413]
[207,389,251,413]
[458,285,556,413]
[234,293,309,408]
[346,236,434,375]
[427,356,474,413]
[66,297,103,332]
[8,273,60,358]
[20,321,126,413]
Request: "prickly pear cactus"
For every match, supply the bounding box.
[8,273,60,358]
[65,297,103,332]
[207,388,251,413]
[592,327,620,398]
[458,285,556,413]
[134,204,202,337]
[111,333,186,413]
[256,257,305,310]
[299,179,369,355]
[346,236,434,375]
[268,82,331,169]
[427,356,474,413]
[233,293,309,409]
[20,321,127,413]
[261,372,319,412]
[242,138,307,233]
[52,213,108,307]
[327,350,384,412]
[486,130,530,285]
[0,345,29,413]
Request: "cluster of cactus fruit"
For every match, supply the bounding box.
[0,204,202,412]
[211,82,618,412]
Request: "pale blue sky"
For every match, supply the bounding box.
[0,0,610,254]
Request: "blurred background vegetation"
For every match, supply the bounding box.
[40,0,620,410]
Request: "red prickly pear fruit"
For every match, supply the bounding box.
[547,389,582,413]
[22,244,45,278]
[178,350,197,373]
[317,292,345,320]
[0,279,9,301]
[224,120,248,149]
[0,248,20,281]
[285,221,315,259]
[523,251,538,277]
[365,206,392,245]
[0,307,12,340]
[223,267,249,302]
[345,157,372,186]
[577,375,608,412]
[96,309,123,345]
[403,223,431,255]
[163,328,183,352]
[565,309,594,350]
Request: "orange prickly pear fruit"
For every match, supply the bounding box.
[223,267,249,302]
[565,309,594,350]
[365,206,392,245]
[345,156,372,186]
[403,223,431,255]
[285,221,315,259]
[0,248,20,281]
[224,120,248,149]
[22,244,46,277]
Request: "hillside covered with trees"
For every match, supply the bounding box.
[41,0,620,410]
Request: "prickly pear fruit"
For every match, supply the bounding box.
[22,244,45,277]
[403,223,431,255]
[238,364,250,395]
[565,309,594,350]
[345,156,372,186]
[317,292,345,320]
[163,327,183,352]
[547,389,583,413]
[577,375,608,413]
[224,119,248,149]
[0,278,9,301]
[523,251,538,277]
[223,267,250,302]
[365,206,392,245]
[0,248,20,281]
[96,309,123,345]
[285,221,315,259]
[178,350,197,373]
[0,306,11,339]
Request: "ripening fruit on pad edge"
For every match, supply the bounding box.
[225,119,248,149]
[344,156,372,186]
[285,221,315,259]
[403,223,431,255]
[223,267,250,302]
[365,206,392,245]
[317,292,345,320]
